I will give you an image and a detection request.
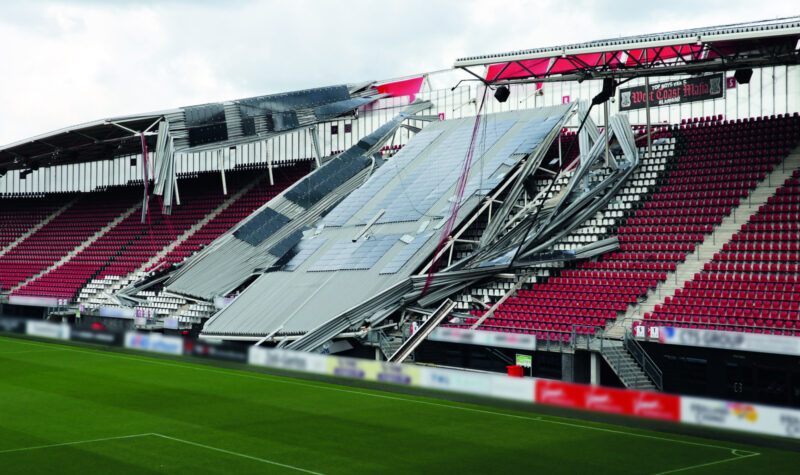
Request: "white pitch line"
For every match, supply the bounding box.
[653,451,760,475]
[0,433,151,455]
[0,337,756,455]
[0,348,60,356]
[150,433,324,475]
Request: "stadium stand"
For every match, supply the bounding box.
[642,169,800,335]
[4,161,311,304]
[443,113,800,343]
[0,192,134,293]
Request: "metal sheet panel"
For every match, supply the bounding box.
[201,104,571,338]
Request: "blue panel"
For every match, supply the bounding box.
[233,208,291,247]
[308,235,400,272]
[512,115,561,155]
[371,119,516,224]
[341,234,399,271]
[322,129,443,226]
[268,228,305,257]
[282,238,327,271]
[313,97,376,121]
[308,239,360,272]
[379,232,434,274]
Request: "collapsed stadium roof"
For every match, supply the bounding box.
[197,103,576,341]
[0,82,391,175]
[179,97,640,350]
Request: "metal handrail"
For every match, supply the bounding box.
[623,327,663,391]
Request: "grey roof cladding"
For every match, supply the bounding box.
[200,104,572,338]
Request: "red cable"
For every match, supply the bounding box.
[422,89,488,295]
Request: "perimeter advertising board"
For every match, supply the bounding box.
[535,379,681,421]
[681,396,800,439]
[123,332,183,355]
[428,327,536,350]
[25,321,71,340]
[658,327,800,356]
[326,356,422,386]
[619,73,724,111]
[421,366,535,402]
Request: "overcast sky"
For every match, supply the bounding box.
[0,0,796,145]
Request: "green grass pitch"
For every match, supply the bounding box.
[0,335,798,474]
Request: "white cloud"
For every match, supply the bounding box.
[0,0,796,144]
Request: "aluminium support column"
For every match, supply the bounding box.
[218,149,228,195]
[604,101,610,167]
[644,49,653,156]
[266,140,274,186]
[562,352,575,383]
[590,352,600,385]
[308,126,323,169]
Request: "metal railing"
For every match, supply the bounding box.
[367,328,399,360]
[623,327,663,391]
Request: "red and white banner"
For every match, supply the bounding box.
[535,380,680,421]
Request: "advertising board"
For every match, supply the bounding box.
[658,327,800,356]
[619,73,724,111]
[124,332,183,355]
[681,396,800,439]
[25,321,71,340]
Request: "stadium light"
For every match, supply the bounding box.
[734,68,753,84]
[494,85,510,103]
[591,78,616,105]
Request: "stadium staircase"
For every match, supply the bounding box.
[599,339,657,390]
[379,336,405,361]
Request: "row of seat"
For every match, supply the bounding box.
[644,167,800,336]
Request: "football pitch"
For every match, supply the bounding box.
[0,336,797,474]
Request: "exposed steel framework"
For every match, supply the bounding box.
[454,17,800,85]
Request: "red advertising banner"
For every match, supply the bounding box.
[535,380,680,421]
[535,379,586,408]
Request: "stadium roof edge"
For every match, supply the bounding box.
[454,16,800,67]
[0,80,423,173]
[0,111,176,151]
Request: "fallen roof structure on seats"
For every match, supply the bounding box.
[161,100,435,300]
[199,103,575,341]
